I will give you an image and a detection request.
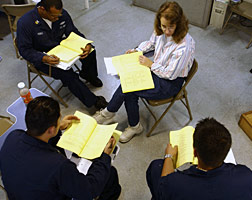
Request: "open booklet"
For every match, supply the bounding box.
[104,51,154,93]
[47,32,94,70]
[169,126,236,168]
[57,111,122,160]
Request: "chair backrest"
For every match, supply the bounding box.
[179,59,198,93]
[1,4,35,58]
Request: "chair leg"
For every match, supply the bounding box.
[146,101,175,137]
[38,74,68,108]
[27,67,32,88]
[220,11,233,34]
[141,98,157,121]
[246,36,252,49]
[183,91,193,120]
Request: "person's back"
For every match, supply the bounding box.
[0,96,120,200]
[0,129,73,199]
[158,163,252,200]
[147,117,252,200]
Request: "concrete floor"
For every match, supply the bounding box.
[0,0,252,199]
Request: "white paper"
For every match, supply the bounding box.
[104,57,118,75]
[56,56,80,70]
[224,148,236,164]
[77,158,93,175]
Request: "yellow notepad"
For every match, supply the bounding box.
[169,126,198,168]
[57,111,121,159]
[47,32,94,62]
[111,51,154,93]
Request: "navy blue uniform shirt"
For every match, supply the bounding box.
[0,130,111,200]
[17,4,85,65]
[158,163,252,200]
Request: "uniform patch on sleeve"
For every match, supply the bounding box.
[37,32,44,36]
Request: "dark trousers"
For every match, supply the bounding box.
[146,159,164,200]
[98,166,121,200]
[107,73,185,126]
[35,50,98,107]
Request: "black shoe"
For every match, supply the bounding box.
[95,96,108,109]
[79,72,103,87]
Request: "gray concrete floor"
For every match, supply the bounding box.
[0,0,252,199]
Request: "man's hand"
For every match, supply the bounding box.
[165,143,178,162]
[42,55,60,65]
[104,137,116,155]
[59,115,80,130]
[139,55,153,68]
[80,43,92,59]
[125,49,137,54]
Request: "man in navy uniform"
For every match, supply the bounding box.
[17,0,107,109]
[146,118,252,200]
[0,96,121,200]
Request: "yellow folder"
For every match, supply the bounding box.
[57,111,121,159]
[47,32,94,62]
[169,126,198,168]
[111,51,154,93]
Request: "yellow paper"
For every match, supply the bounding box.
[47,32,93,62]
[169,126,198,168]
[47,45,80,62]
[57,111,118,159]
[60,32,93,54]
[112,52,154,93]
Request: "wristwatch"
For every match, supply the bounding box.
[164,154,173,161]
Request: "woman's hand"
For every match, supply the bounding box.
[125,49,137,54]
[139,55,153,68]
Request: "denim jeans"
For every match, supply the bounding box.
[107,73,185,126]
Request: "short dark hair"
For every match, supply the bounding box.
[25,96,60,136]
[154,1,188,44]
[193,118,232,168]
[39,0,63,11]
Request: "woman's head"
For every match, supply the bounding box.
[154,1,188,43]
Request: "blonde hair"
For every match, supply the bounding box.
[154,1,188,43]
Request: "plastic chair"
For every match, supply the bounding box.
[1,4,35,58]
[141,59,198,137]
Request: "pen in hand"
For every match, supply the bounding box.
[42,52,60,65]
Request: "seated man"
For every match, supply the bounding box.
[146,118,252,200]
[17,0,107,109]
[0,96,121,200]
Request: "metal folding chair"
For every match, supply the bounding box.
[141,59,198,137]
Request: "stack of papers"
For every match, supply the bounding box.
[104,52,154,93]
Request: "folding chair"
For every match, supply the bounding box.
[141,59,198,137]
[1,4,35,58]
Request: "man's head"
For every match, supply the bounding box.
[25,96,60,137]
[38,0,63,22]
[193,118,232,168]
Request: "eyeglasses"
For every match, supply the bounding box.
[160,25,176,31]
[47,12,62,18]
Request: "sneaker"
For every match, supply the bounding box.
[94,96,108,110]
[80,72,103,87]
[93,109,115,124]
[119,123,143,143]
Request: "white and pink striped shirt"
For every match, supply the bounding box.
[136,32,195,80]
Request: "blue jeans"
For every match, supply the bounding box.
[107,73,185,126]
